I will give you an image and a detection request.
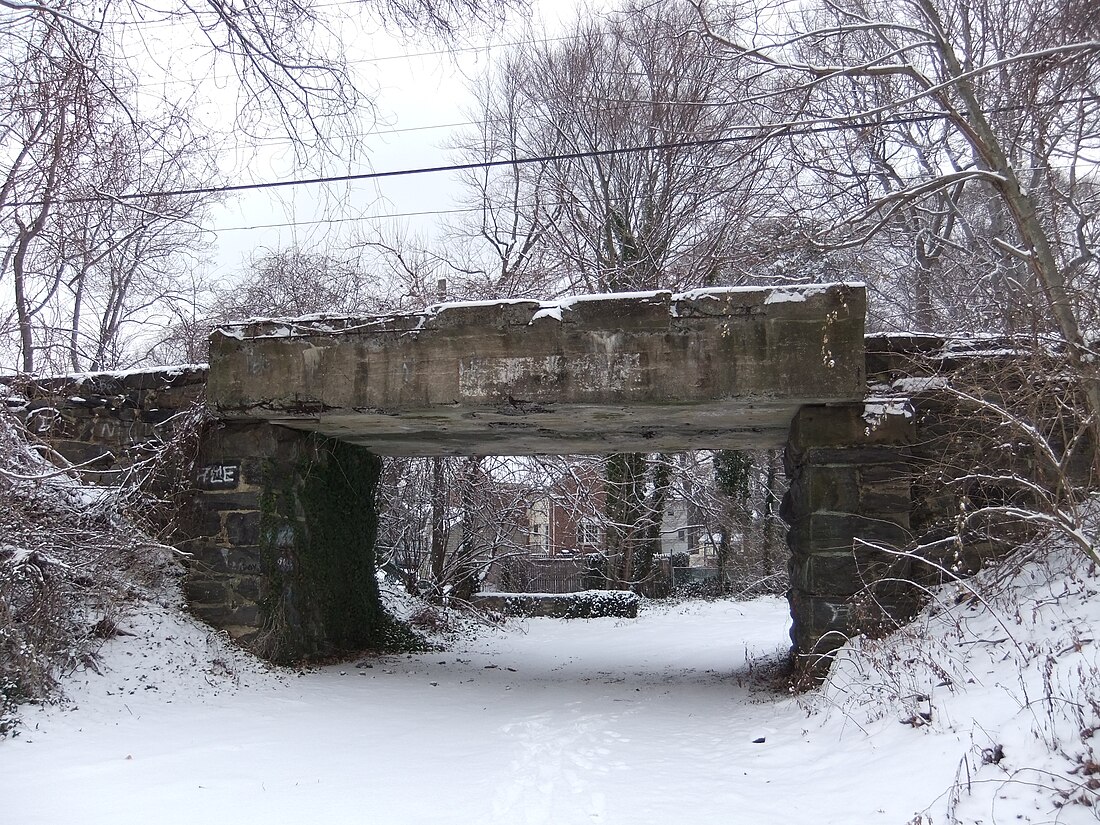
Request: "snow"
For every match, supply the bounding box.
[4,551,1099,824]
[216,283,870,335]
[820,545,1100,822]
[426,298,542,312]
[557,290,670,305]
[213,324,246,339]
[675,281,864,303]
[484,589,636,601]
[863,397,915,433]
[674,286,746,302]
[890,376,950,393]
[765,287,811,303]
[24,364,209,382]
[530,304,564,323]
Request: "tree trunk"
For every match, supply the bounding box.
[915,0,1100,477]
[429,456,446,597]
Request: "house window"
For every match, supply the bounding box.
[528,523,548,552]
[579,522,601,546]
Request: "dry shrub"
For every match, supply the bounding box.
[0,409,183,733]
[408,605,450,632]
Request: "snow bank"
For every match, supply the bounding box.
[5,501,1097,823]
[4,549,1099,824]
[815,535,1100,822]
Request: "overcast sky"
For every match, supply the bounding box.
[202,0,595,283]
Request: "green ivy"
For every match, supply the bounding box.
[714,449,753,502]
[257,436,425,662]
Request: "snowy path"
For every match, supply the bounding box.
[2,598,973,824]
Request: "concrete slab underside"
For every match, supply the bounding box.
[207,285,867,456]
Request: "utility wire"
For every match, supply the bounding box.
[5,96,1099,210]
[225,90,1100,150]
[0,111,994,208]
[211,173,877,231]
[215,206,475,232]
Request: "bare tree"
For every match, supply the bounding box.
[213,246,387,319]
[695,0,1100,460]
[1,20,102,372]
[375,455,536,601]
[427,1,797,566]
[2,0,525,374]
[449,0,787,294]
[709,448,787,593]
[53,125,214,372]
[1,0,520,153]
[148,245,394,363]
[0,16,219,373]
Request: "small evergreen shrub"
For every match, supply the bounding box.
[474,589,639,619]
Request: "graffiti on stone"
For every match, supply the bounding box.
[196,463,240,490]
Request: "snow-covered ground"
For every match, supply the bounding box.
[3,558,1099,824]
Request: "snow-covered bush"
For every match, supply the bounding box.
[0,409,182,734]
[474,589,640,619]
[812,509,1100,819]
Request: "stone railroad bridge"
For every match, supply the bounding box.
[9,284,1050,665]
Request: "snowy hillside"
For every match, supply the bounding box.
[2,543,1098,824]
[2,394,1097,823]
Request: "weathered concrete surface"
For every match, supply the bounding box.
[782,401,916,663]
[207,285,866,455]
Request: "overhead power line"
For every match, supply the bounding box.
[215,206,476,232]
[0,112,959,208]
[5,95,1099,210]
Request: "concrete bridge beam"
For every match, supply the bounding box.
[206,285,867,455]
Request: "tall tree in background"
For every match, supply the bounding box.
[444,0,791,575]
[1,0,521,373]
[150,246,395,363]
[712,449,786,591]
[451,0,785,294]
[696,0,1100,450]
[603,451,670,588]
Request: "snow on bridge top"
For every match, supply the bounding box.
[207,283,867,455]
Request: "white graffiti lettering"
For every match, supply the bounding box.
[196,463,239,488]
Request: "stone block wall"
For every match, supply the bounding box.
[784,336,1097,667]
[4,369,393,662]
[782,401,916,661]
[176,422,282,643]
[867,335,1095,575]
[2,367,208,486]
[179,422,389,661]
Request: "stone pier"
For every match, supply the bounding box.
[180,422,389,661]
[782,402,916,663]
